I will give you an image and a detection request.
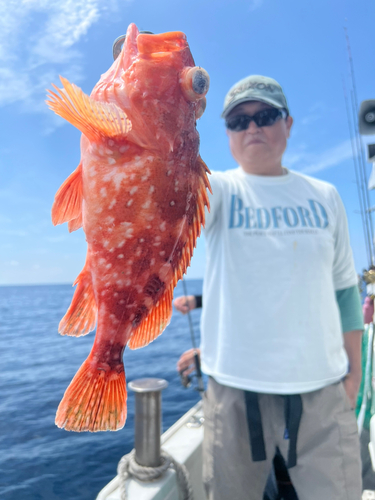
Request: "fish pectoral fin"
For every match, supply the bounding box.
[46,76,132,141]
[128,287,173,349]
[55,354,127,432]
[52,162,83,226]
[59,262,97,336]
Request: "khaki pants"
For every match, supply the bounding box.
[203,377,362,500]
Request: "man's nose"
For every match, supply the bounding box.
[246,119,259,133]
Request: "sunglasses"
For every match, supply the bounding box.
[225,108,288,131]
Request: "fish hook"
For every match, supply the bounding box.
[112,31,154,60]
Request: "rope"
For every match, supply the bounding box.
[117,449,194,500]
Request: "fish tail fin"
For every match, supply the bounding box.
[52,162,83,227]
[59,263,97,336]
[55,355,127,432]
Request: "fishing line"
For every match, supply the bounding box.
[181,277,204,393]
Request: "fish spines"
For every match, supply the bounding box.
[55,355,127,432]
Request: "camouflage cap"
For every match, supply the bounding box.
[222,75,289,118]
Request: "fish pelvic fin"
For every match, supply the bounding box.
[55,355,127,432]
[52,162,83,227]
[128,287,173,349]
[46,76,132,142]
[59,263,97,336]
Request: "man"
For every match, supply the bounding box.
[175,75,364,500]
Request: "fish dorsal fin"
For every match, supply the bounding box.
[52,163,83,227]
[46,76,132,141]
[129,156,211,350]
[128,287,173,349]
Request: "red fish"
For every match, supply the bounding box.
[46,23,211,432]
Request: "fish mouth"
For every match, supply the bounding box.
[137,32,188,55]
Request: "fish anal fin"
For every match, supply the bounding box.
[59,263,97,336]
[128,288,173,350]
[52,163,83,226]
[46,76,132,142]
[55,355,127,432]
[68,213,83,232]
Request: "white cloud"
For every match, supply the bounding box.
[0,0,118,110]
[285,138,355,175]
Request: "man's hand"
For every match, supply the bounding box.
[173,295,197,314]
[343,372,362,409]
[177,348,201,376]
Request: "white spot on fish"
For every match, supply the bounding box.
[149,185,155,194]
[155,236,161,241]
[135,248,142,257]
[90,180,96,189]
[103,240,109,248]
[146,225,151,229]
[167,170,172,176]
[117,241,125,248]
[109,199,116,209]
[135,156,141,161]
[130,313,135,321]
[113,273,118,278]
[119,145,128,153]
[136,285,143,294]
[142,200,151,209]
[106,263,112,269]
[108,157,116,165]
[127,199,133,207]
[100,187,107,197]
[130,173,135,180]
[130,186,138,195]
[108,140,115,147]
[113,172,127,190]
[140,238,144,243]
[99,258,106,265]
[125,279,131,286]
[118,254,124,259]
[160,222,166,232]
[150,258,155,265]
[106,216,115,225]
[119,299,125,304]
[95,207,103,214]
[106,148,114,155]
[116,280,124,286]
[121,221,132,227]
[153,242,161,247]
[159,251,165,256]
[170,200,175,206]
[125,228,134,238]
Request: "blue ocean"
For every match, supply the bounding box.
[0,280,203,500]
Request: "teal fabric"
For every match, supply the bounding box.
[335,285,364,333]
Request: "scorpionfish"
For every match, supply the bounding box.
[46,23,211,432]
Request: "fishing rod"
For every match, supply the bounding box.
[345,27,375,266]
[180,277,204,393]
[342,77,372,266]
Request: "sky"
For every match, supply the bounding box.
[1,0,375,285]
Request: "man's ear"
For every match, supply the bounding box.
[286,115,293,138]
